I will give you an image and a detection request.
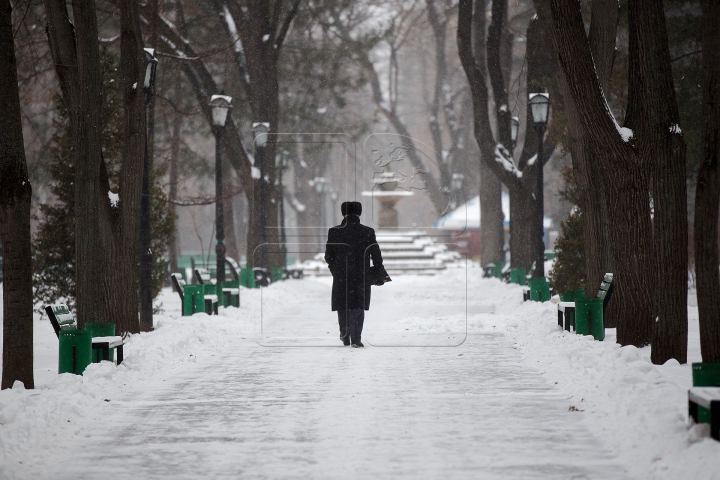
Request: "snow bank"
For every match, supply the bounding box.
[1,272,718,478]
[0,288,252,479]
[473,281,718,480]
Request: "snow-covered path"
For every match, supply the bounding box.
[53,273,628,479]
[3,266,717,479]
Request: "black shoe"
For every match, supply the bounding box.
[351,342,364,348]
[341,336,350,346]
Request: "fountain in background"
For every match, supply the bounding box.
[362,164,414,229]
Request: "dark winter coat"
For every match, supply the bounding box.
[324,215,383,311]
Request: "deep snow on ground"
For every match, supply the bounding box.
[0,265,718,479]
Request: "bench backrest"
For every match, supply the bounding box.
[527,261,537,279]
[171,273,186,302]
[226,259,240,281]
[595,273,614,309]
[194,268,211,285]
[45,304,77,337]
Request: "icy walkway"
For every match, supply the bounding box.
[53,274,628,479]
[4,268,716,479]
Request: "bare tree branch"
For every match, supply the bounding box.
[275,0,301,50]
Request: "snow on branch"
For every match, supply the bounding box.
[219,4,250,86]
[222,5,245,55]
[598,87,634,143]
[289,195,306,213]
[494,144,522,179]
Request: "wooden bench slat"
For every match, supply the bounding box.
[91,335,124,344]
[689,387,720,409]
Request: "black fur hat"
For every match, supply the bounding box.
[341,201,362,216]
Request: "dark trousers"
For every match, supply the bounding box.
[338,308,365,344]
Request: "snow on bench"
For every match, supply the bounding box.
[557,273,613,331]
[688,387,720,441]
[45,304,126,364]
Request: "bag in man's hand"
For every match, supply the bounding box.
[368,265,392,286]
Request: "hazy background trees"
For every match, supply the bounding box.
[2,0,718,385]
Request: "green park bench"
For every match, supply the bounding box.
[193,268,240,308]
[508,267,527,286]
[557,273,614,334]
[193,267,212,284]
[45,304,125,374]
[688,388,720,441]
[482,261,502,278]
[171,273,218,316]
[523,276,551,302]
[689,362,720,440]
[520,262,540,300]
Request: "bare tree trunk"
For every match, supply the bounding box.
[220,0,301,270]
[472,0,503,265]
[624,0,687,363]
[168,115,180,273]
[479,164,504,264]
[106,0,147,334]
[73,0,107,329]
[47,0,146,334]
[507,189,535,268]
[462,0,557,272]
[0,0,33,389]
[459,0,527,269]
[486,0,511,151]
[426,0,451,196]
[547,0,616,313]
[537,0,654,347]
[511,13,558,273]
[695,0,720,363]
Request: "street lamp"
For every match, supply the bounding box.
[210,94,232,284]
[313,177,328,251]
[276,150,289,268]
[252,122,270,272]
[510,116,520,150]
[139,47,158,332]
[528,92,550,278]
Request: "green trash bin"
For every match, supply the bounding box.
[528,277,550,302]
[240,268,256,289]
[183,284,205,316]
[85,323,115,363]
[575,297,604,340]
[510,268,526,285]
[222,280,241,307]
[692,362,720,387]
[558,288,585,331]
[271,267,285,282]
[491,262,505,279]
[58,329,92,375]
[559,288,585,302]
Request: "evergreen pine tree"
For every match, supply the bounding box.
[548,166,586,294]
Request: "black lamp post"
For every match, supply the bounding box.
[210,94,232,284]
[276,150,289,267]
[139,47,158,331]
[252,122,270,271]
[510,116,520,151]
[313,177,328,251]
[528,92,550,278]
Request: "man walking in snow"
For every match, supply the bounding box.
[325,201,384,348]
